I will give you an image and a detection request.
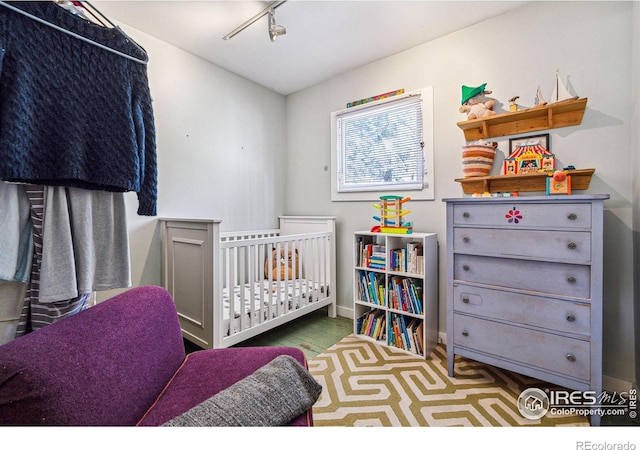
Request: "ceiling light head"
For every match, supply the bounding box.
[268,8,286,42]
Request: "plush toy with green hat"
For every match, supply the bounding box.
[459,83,496,120]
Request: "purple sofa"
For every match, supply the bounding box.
[0,285,315,426]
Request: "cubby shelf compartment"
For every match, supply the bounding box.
[455,168,595,195]
[457,98,588,141]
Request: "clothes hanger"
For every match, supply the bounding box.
[55,1,109,27]
[81,2,124,30]
[0,1,148,64]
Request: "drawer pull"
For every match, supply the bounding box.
[566,353,576,362]
[567,242,577,250]
[463,265,470,271]
[461,330,469,337]
[567,276,577,284]
[462,212,470,218]
[568,213,577,220]
[566,314,576,322]
[463,236,470,243]
[462,297,470,304]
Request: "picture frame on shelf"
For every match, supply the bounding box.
[509,133,550,153]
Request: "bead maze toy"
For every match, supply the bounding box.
[371,195,412,234]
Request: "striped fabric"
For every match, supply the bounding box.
[15,186,89,336]
[462,144,496,177]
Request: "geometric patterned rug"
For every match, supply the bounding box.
[308,335,589,426]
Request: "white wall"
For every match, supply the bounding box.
[286,1,636,387]
[101,28,288,296]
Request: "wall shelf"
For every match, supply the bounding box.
[455,168,595,194]
[457,98,588,141]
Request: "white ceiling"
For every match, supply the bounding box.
[92,0,529,95]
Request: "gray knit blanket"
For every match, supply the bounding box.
[162,355,322,427]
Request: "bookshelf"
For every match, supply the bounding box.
[353,231,438,358]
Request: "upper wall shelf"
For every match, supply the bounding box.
[456,98,588,141]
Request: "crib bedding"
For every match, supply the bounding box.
[222,279,329,336]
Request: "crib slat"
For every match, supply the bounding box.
[300,238,309,307]
[226,246,236,333]
[241,245,249,330]
[277,241,285,316]
[258,244,268,322]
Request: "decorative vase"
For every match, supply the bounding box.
[461,143,497,177]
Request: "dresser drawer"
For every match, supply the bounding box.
[454,254,591,298]
[453,314,590,381]
[453,284,591,336]
[453,228,591,263]
[453,202,592,229]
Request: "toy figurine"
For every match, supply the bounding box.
[459,83,496,120]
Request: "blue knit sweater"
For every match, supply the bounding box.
[0,2,157,215]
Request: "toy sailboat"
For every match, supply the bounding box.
[549,71,578,104]
[531,86,547,109]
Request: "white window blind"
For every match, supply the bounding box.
[336,94,424,193]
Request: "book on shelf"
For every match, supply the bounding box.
[356,314,364,334]
[357,270,385,305]
[356,239,387,270]
[356,238,366,267]
[416,321,424,355]
[389,314,423,356]
[389,242,424,274]
[388,276,423,315]
[390,314,409,352]
[406,279,423,315]
[368,244,386,269]
[389,318,400,349]
[357,309,386,341]
[407,319,423,356]
[356,237,370,267]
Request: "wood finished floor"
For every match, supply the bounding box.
[183,306,352,360]
[183,309,637,427]
[232,307,353,359]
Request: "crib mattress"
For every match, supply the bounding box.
[222,279,329,336]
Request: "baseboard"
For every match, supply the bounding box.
[336,305,354,319]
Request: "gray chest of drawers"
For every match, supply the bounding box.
[444,195,609,425]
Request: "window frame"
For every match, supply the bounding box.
[330,86,434,202]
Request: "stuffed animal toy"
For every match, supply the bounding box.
[459,83,497,120]
[264,248,301,280]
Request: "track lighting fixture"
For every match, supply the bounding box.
[268,8,286,42]
[222,1,287,42]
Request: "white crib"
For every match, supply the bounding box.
[159,216,336,349]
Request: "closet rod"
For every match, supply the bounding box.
[0,1,148,64]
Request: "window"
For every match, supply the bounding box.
[331,87,434,201]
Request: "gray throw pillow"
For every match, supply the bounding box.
[162,355,321,427]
